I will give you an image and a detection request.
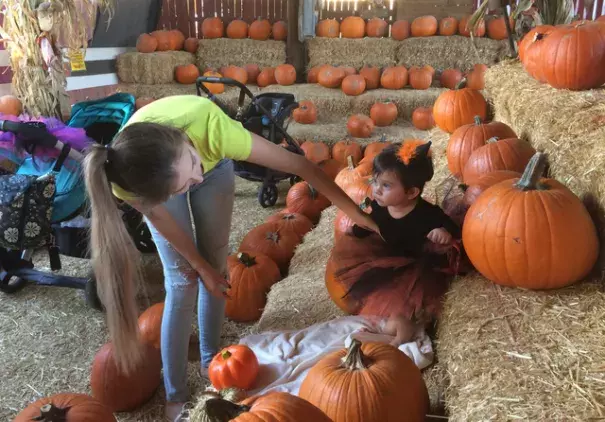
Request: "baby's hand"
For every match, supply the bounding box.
[427,227,452,245]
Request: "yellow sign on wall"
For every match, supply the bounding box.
[69,50,86,72]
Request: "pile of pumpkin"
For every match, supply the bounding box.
[518,19,605,90]
[173,61,297,88]
[316,13,513,40]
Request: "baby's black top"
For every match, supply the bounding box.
[352,198,461,257]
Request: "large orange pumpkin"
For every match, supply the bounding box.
[14,393,116,422]
[244,63,261,84]
[446,116,517,178]
[391,19,410,40]
[175,64,200,84]
[225,251,281,322]
[299,339,429,422]
[286,182,331,224]
[168,29,185,50]
[90,342,162,412]
[249,18,272,40]
[266,211,314,240]
[318,66,346,88]
[239,221,301,273]
[518,25,554,62]
[409,65,433,90]
[201,71,225,94]
[462,137,536,185]
[439,17,458,35]
[275,64,297,85]
[370,101,397,126]
[359,66,381,89]
[184,37,199,53]
[366,18,388,37]
[0,95,23,116]
[459,15,485,37]
[440,68,463,89]
[341,16,366,38]
[411,15,438,36]
[208,344,260,390]
[325,254,359,312]
[272,20,288,40]
[432,81,488,133]
[380,66,408,89]
[341,74,366,96]
[346,115,374,138]
[462,170,521,206]
[463,152,599,289]
[136,33,157,53]
[150,30,171,51]
[226,19,249,38]
[293,100,318,124]
[333,140,363,167]
[521,26,556,83]
[257,67,277,87]
[412,107,435,130]
[317,19,340,37]
[318,158,345,180]
[466,63,488,90]
[222,65,248,84]
[202,17,224,38]
[301,140,331,163]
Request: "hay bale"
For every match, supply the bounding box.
[437,275,605,421]
[116,51,196,84]
[396,36,510,72]
[306,37,399,70]
[196,39,286,70]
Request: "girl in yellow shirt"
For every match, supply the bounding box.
[82,95,377,421]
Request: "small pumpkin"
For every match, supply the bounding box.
[250,17,272,40]
[432,80,488,133]
[459,15,485,37]
[340,66,357,76]
[317,19,340,37]
[299,339,429,422]
[307,65,325,83]
[466,63,488,90]
[293,100,318,124]
[286,182,331,224]
[318,158,345,180]
[411,15,438,37]
[226,19,248,38]
[150,30,171,51]
[366,18,388,37]
[274,64,297,85]
[175,64,200,84]
[318,66,346,88]
[447,116,517,178]
[341,75,366,96]
[14,393,116,422]
[335,155,368,189]
[202,17,224,39]
[0,95,23,116]
[208,344,260,390]
[359,66,381,89]
[380,66,408,89]
[301,140,331,163]
[409,65,433,90]
[272,20,288,40]
[138,302,164,349]
[462,152,599,290]
[411,107,435,130]
[440,68,463,89]
[225,252,281,322]
[201,71,225,94]
[370,101,398,126]
[462,137,536,185]
[168,29,185,50]
[244,64,261,84]
[439,17,458,35]
[463,170,521,206]
[136,33,157,53]
[347,115,375,138]
[266,212,314,240]
[341,16,366,38]
[333,140,363,167]
[90,342,162,412]
[184,37,199,53]
[239,222,301,273]
[391,19,410,40]
[487,15,514,40]
[364,134,391,159]
[257,67,277,87]
[222,65,248,85]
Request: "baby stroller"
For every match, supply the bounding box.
[196,75,304,207]
[0,93,155,310]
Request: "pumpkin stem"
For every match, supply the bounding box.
[221,350,232,360]
[458,183,468,192]
[281,213,296,220]
[204,397,251,421]
[237,252,257,267]
[346,155,355,169]
[341,338,369,370]
[473,115,482,125]
[455,78,468,89]
[265,231,280,243]
[379,133,387,143]
[514,152,548,191]
[32,404,68,422]
[307,183,318,200]
[486,136,499,143]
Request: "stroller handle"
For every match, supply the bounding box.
[196,76,255,99]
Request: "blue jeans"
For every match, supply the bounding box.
[145,159,235,402]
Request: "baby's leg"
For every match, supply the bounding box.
[384,313,417,345]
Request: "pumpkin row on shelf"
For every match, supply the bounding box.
[200,17,287,40]
[172,63,297,87]
[317,13,513,40]
[137,29,197,53]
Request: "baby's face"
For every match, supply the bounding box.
[372,170,417,207]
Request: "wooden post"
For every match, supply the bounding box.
[287,0,305,83]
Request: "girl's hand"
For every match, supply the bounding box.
[427,227,453,245]
[192,259,231,299]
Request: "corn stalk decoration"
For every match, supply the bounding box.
[0,0,115,118]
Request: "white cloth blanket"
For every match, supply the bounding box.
[239,315,434,397]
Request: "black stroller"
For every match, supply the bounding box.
[196,75,304,207]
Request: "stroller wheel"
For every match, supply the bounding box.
[0,274,27,294]
[85,272,104,311]
[258,183,278,208]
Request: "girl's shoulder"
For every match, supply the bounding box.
[126,95,217,126]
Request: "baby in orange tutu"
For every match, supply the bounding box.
[331,140,466,342]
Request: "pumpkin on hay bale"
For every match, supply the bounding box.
[286,181,331,225]
[239,221,301,275]
[116,51,196,84]
[433,80,488,133]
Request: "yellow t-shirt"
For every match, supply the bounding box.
[111,95,252,201]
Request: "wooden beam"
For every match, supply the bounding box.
[286,0,305,82]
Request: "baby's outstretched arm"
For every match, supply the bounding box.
[384,313,418,345]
